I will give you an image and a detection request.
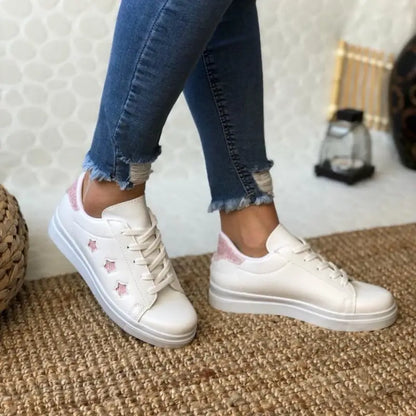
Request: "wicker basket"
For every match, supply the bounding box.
[0,184,29,313]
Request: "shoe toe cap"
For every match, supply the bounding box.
[353,281,396,314]
[140,287,197,337]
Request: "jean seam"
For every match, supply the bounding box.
[201,49,257,201]
[111,0,171,178]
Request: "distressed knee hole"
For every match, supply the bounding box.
[252,170,273,194]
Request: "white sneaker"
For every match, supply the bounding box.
[209,224,398,331]
[48,171,197,348]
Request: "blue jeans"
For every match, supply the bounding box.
[82,0,274,213]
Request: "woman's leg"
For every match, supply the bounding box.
[183,0,278,257]
[183,0,397,332]
[50,0,244,347]
[82,0,235,217]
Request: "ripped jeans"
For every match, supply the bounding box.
[82,0,274,213]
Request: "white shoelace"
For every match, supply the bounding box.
[291,238,350,286]
[121,219,174,295]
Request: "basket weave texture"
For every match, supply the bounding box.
[0,184,29,313]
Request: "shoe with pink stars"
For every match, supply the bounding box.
[209,224,398,332]
[48,171,197,348]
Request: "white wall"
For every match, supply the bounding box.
[1,0,415,279]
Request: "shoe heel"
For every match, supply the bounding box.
[48,211,88,278]
[208,283,245,314]
[48,212,74,264]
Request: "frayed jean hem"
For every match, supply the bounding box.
[82,149,159,191]
[81,152,133,191]
[207,192,274,214]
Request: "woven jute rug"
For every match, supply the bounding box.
[1,224,415,415]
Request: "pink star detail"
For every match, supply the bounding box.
[104,259,116,273]
[115,282,127,297]
[88,239,97,252]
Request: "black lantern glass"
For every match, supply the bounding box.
[315,109,375,184]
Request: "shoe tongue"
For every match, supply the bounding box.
[101,194,152,229]
[265,224,302,252]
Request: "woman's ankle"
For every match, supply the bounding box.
[219,202,279,257]
[81,171,146,218]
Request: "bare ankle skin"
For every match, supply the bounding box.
[82,171,146,218]
[219,202,279,258]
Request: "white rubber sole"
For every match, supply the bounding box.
[209,280,398,332]
[48,210,196,348]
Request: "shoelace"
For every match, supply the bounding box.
[121,216,174,295]
[290,238,350,286]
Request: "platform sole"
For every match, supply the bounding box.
[209,280,398,332]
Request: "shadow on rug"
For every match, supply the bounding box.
[1,224,415,415]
